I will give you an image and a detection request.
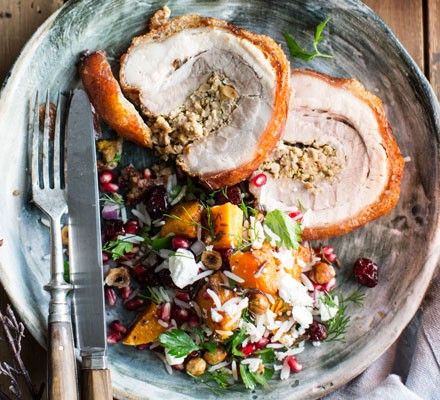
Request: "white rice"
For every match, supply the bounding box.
[117,234,145,244]
[121,206,128,223]
[158,319,169,328]
[211,309,224,322]
[196,225,202,241]
[156,353,173,375]
[132,208,150,226]
[403,156,411,162]
[276,346,305,361]
[273,364,284,371]
[206,288,222,309]
[153,219,166,227]
[191,270,214,283]
[149,342,160,349]
[208,361,229,372]
[174,298,191,309]
[300,273,314,291]
[241,358,262,373]
[223,270,245,283]
[267,343,285,349]
[231,360,238,381]
[280,361,291,380]
[312,341,321,347]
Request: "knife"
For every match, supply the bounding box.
[66,89,112,400]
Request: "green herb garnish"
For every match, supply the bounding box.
[239,363,273,390]
[159,329,200,358]
[325,289,365,342]
[100,193,124,206]
[226,329,247,357]
[255,348,276,364]
[264,209,302,250]
[144,235,172,250]
[196,369,231,394]
[102,239,133,260]
[284,17,332,61]
[139,287,169,304]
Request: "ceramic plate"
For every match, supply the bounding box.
[0,1,439,399]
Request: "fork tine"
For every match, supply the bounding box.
[31,92,40,190]
[53,93,62,189]
[42,90,51,189]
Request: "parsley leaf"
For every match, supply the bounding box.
[255,348,276,364]
[201,342,217,353]
[226,329,247,357]
[103,239,133,260]
[284,17,332,61]
[159,329,200,358]
[144,235,172,250]
[264,210,302,250]
[239,364,256,390]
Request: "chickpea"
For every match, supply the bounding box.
[311,262,336,284]
[185,357,206,376]
[203,346,227,365]
[248,290,269,316]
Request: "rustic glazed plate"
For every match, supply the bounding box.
[0,0,439,399]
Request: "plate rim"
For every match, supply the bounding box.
[0,1,439,399]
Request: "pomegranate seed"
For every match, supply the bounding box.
[171,305,189,323]
[353,258,379,287]
[322,245,334,256]
[326,253,337,263]
[286,356,303,373]
[124,219,140,235]
[102,252,109,263]
[99,170,114,184]
[120,286,132,300]
[288,210,303,221]
[254,337,269,349]
[159,302,171,322]
[137,344,149,350]
[101,182,119,193]
[171,236,191,250]
[187,314,200,328]
[175,291,191,302]
[110,320,127,335]
[143,168,152,179]
[131,265,148,283]
[241,343,256,357]
[251,173,267,187]
[105,286,117,306]
[107,331,122,344]
[124,298,145,311]
[307,320,328,341]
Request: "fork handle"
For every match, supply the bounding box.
[48,319,79,400]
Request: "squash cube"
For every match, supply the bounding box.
[160,201,204,239]
[209,202,243,249]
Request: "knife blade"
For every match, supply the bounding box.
[66,89,112,399]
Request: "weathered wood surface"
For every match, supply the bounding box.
[0,0,439,398]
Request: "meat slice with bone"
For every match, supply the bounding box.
[250,70,404,240]
[119,8,290,189]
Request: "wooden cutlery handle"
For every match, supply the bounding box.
[48,320,79,400]
[82,368,113,400]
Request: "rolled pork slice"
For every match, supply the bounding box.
[119,8,290,189]
[250,70,404,240]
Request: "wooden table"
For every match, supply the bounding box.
[0,0,439,398]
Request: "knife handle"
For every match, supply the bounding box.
[48,320,79,400]
[82,368,113,400]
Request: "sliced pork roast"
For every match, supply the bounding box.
[119,8,290,189]
[250,70,404,240]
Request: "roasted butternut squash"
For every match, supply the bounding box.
[209,202,243,249]
[160,201,204,238]
[123,303,166,346]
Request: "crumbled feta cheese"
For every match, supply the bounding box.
[319,294,339,321]
[211,308,224,322]
[168,249,199,288]
[274,248,294,270]
[165,349,186,365]
[278,273,313,308]
[291,305,313,328]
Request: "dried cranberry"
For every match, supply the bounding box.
[144,186,168,219]
[215,186,242,205]
[102,220,125,241]
[353,258,378,288]
[307,320,328,341]
[171,236,191,250]
[155,269,175,288]
[125,219,140,235]
[131,265,149,283]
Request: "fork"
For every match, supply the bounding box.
[30,92,79,400]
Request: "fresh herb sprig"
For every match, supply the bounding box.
[159,328,217,358]
[239,363,274,390]
[325,289,365,342]
[284,17,332,61]
[102,239,133,260]
[264,210,302,250]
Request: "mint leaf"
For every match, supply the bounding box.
[264,210,302,250]
[103,239,133,260]
[284,17,332,62]
[159,329,200,358]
